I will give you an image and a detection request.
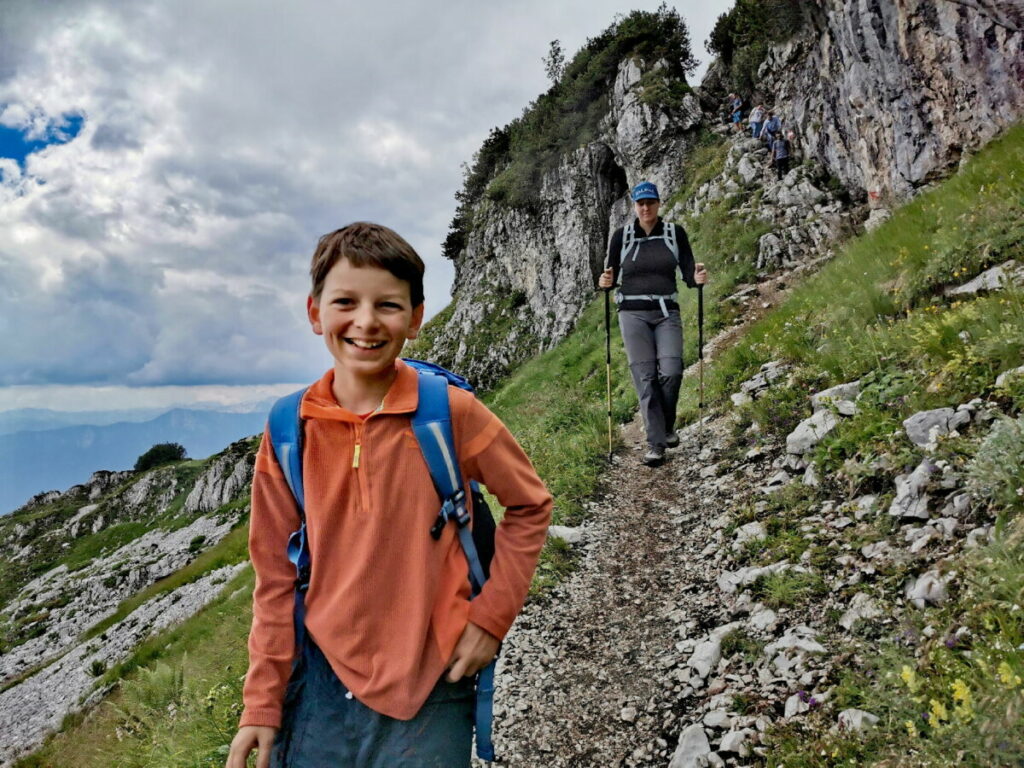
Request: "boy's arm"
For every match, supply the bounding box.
[455,395,552,640]
[238,429,303,729]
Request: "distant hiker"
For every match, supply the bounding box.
[749,104,766,139]
[598,181,709,467]
[761,111,782,144]
[768,132,792,180]
[730,93,744,132]
[722,92,737,124]
[226,222,552,768]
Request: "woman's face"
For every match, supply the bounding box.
[634,198,660,229]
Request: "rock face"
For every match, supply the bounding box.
[423,57,703,388]
[422,2,1023,388]
[758,1,1024,203]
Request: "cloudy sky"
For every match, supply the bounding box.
[0,0,733,412]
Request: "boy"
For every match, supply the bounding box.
[226,222,552,767]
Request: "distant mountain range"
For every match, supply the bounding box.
[0,407,271,514]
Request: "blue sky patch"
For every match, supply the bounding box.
[0,111,84,168]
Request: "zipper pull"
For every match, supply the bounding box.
[352,441,361,468]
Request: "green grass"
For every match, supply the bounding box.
[483,293,636,525]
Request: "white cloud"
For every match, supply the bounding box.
[0,0,734,402]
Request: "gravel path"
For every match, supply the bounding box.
[480,415,740,767]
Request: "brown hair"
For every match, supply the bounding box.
[309,221,425,306]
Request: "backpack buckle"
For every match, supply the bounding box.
[430,489,469,539]
[295,565,311,591]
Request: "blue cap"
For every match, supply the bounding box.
[631,181,660,201]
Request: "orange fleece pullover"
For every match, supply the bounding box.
[240,360,552,727]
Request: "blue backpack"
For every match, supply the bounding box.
[266,358,498,761]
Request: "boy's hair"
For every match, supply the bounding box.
[310,222,425,307]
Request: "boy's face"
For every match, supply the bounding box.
[307,258,424,381]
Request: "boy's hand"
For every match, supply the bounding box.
[446,621,499,682]
[598,268,614,290]
[226,725,276,768]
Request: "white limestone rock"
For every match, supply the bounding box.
[786,410,840,455]
[547,525,585,545]
[669,723,712,768]
[944,260,1024,297]
[905,570,951,608]
[837,708,880,733]
[888,460,935,520]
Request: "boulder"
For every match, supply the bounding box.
[786,410,840,454]
[837,708,880,733]
[547,525,585,545]
[839,592,883,630]
[733,521,768,549]
[996,364,1024,388]
[669,724,712,768]
[902,408,971,448]
[811,380,860,414]
[888,460,935,520]
[905,569,951,608]
[864,208,892,232]
[944,260,1024,297]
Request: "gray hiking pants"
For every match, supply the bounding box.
[618,309,683,450]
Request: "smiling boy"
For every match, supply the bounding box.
[226,222,552,767]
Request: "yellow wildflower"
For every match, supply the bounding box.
[951,678,970,704]
[901,665,920,692]
[998,661,1022,688]
[929,698,949,729]
[904,719,918,738]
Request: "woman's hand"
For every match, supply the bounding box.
[226,725,277,768]
[446,621,500,682]
[694,262,708,285]
[598,267,614,290]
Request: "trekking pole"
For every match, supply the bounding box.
[604,288,614,462]
[697,283,705,453]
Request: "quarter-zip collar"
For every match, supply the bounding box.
[300,359,420,423]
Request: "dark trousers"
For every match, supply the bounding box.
[774,156,790,180]
[618,309,683,449]
[272,635,474,767]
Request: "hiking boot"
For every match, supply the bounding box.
[642,446,666,466]
[665,431,680,448]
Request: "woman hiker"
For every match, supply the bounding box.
[599,181,708,467]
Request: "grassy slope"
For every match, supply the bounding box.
[711,124,1024,765]
[18,125,1024,766]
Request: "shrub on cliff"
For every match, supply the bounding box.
[134,442,187,472]
[706,0,809,94]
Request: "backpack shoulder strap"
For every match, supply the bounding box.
[664,222,679,264]
[620,223,636,262]
[268,388,308,513]
[410,371,487,593]
[268,387,312,648]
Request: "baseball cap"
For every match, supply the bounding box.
[631,181,660,201]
